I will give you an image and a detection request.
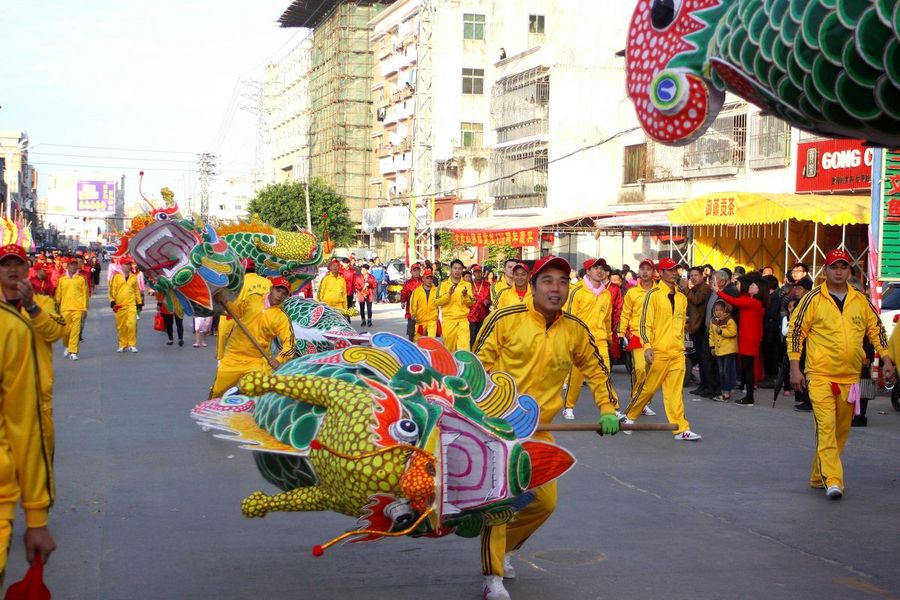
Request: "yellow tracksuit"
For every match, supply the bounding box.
[22,295,67,459]
[473,301,616,577]
[495,284,532,310]
[708,317,738,356]
[211,305,296,398]
[625,283,691,434]
[787,283,888,491]
[435,278,475,352]
[563,282,618,410]
[618,282,656,402]
[109,272,141,349]
[0,303,55,578]
[317,272,347,311]
[217,273,272,360]
[409,285,440,339]
[55,273,88,354]
[490,277,512,307]
[885,323,900,369]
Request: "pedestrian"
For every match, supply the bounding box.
[685,266,715,398]
[217,259,271,361]
[495,263,531,309]
[109,257,141,353]
[55,258,89,361]
[156,291,184,346]
[370,257,386,304]
[490,259,517,307]
[341,259,356,310]
[712,273,767,405]
[409,268,439,339]
[193,315,212,348]
[467,264,491,342]
[462,269,472,284]
[0,244,58,583]
[355,264,376,327]
[760,273,784,386]
[131,262,146,320]
[317,258,348,312]
[29,262,55,297]
[622,257,701,440]
[435,259,475,351]
[709,300,738,401]
[473,255,619,600]
[617,259,658,418]
[400,263,423,341]
[787,249,893,499]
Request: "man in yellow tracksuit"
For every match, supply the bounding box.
[210,277,297,398]
[787,249,893,499]
[409,269,440,339]
[562,257,619,419]
[490,258,517,308]
[55,258,88,360]
[473,255,619,600]
[217,262,272,361]
[618,259,658,414]
[624,258,701,441]
[435,259,474,351]
[109,257,142,352]
[495,263,532,309]
[0,244,57,582]
[317,258,347,312]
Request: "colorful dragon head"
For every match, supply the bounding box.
[192,333,575,555]
[281,297,369,357]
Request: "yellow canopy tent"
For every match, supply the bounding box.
[668,192,870,281]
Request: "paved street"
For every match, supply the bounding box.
[7,279,900,599]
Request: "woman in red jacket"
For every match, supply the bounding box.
[712,274,768,405]
[355,264,377,327]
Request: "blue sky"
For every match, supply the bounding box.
[0,0,304,203]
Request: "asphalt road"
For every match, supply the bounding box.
[7,284,900,599]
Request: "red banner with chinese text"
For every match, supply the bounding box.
[452,228,539,247]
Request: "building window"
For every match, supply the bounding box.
[463,13,485,40]
[528,14,545,34]
[461,122,483,148]
[749,113,791,169]
[623,144,647,184]
[682,106,747,173]
[462,68,484,95]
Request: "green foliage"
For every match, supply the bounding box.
[437,230,467,262]
[247,179,355,246]
[485,243,517,271]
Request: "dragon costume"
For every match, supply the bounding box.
[192,332,576,555]
[282,297,369,357]
[626,0,900,146]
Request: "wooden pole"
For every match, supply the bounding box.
[537,422,677,432]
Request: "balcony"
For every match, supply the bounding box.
[379,152,412,175]
[380,53,404,78]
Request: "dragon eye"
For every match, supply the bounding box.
[384,500,415,526]
[389,419,419,444]
[650,70,689,115]
[154,212,169,221]
[650,0,681,30]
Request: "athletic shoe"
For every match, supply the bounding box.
[502,553,516,579]
[69,354,79,361]
[615,410,628,421]
[166,341,174,345]
[620,416,634,435]
[367,319,373,327]
[675,430,702,441]
[793,401,812,412]
[826,485,843,499]
[482,575,511,600]
[136,314,141,320]
[641,406,656,416]
[63,349,70,357]
[130,346,139,353]
[116,347,125,353]
[712,395,730,403]
[735,397,755,406]
[562,408,575,420]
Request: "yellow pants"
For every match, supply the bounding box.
[217,318,234,360]
[481,480,557,576]
[210,356,270,398]
[563,346,618,410]
[0,518,11,586]
[414,320,438,341]
[442,317,470,352]
[625,352,690,434]
[808,379,854,490]
[114,307,137,348]
[630,349,648,403]
[62,309,83,354]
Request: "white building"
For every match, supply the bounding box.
[41,171,123,249]
[264,36,313,184]
[209,175,255,223]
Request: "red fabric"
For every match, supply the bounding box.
[342,267,356,294]
[5,555,51,600]
[607,282,623,332]
[400,277,423,319]
[155,291,173,315]
[29,276,55,297]
[716,290,765,356]
[467,280,492,323]
[81,267,94,294]
[354,273,376,302]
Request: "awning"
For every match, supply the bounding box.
[434,212,602,248]
[668,192,871,226]
[594,210,673,229]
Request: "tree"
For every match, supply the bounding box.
[246,179,355,246]
[437,230,467,262]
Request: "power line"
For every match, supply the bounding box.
[30,151,196,164]
[38,142,198,155]
[28,161,248,175]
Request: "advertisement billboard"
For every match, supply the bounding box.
[795,139,874,193]
[876,149,900,281]
[76,180,116,212]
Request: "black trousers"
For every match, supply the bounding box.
[162,313,184,342]
[358,300,372,322]
[470,321,484,344]
[741,355,756,401]
[691,325,718,393]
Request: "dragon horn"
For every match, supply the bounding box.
[138,170,157,211]
[238,372,369,409]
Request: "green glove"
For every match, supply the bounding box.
[598,413,620,436]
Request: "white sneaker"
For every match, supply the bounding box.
[675,430,702,441]
[63,349,70,357]
[641,405,656,416]
[502,553,516,579]
[826,485,843,499]
[621,416,634,435]
[130,346,139,353]
[136,314,141,320]
[562,408,575,420]
[69,354,79,361]
[615,410,627,421]
[116,347,125,353]
[482,575,511,600]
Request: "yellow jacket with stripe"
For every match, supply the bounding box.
[108,272,141,308]
[708,316,738,356]
[221,305,296,367]
[0,302,54,528]
[886,323,900,367]
[218,273,272,360]
[473,301,616,439]
[409,285,439,325]
[495,284,532,310]
[24,295,67,456]
[565,281,613,342]
[618,282,656,339]
[787,283,888,383]
[490,276,512,306]
[55,273,89,312]
[639,283,687,357]
[435,278,475,320]
[317,272,346,309]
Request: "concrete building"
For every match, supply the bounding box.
[208,175,255,223]
[41,171,123,249]
[0,130,38,232]
[264,36,313,184]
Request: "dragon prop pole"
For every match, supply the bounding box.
[213,291,270,361]
[538,423,677,432]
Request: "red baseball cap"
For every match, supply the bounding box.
[583,257,606,270]
[471,264,483,272]
[657,257,678,271]
[0,244,27,263]
[269,276,291,290]
[531,255,571,278]
[825,249,852,266]
[422,268,434,277]
[638,258,655,269]
[410,262,422,270]
[329,258,341,266]
[513,262,530,274]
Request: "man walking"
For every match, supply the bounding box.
[56,258,89,360]
[788,249,893,499]
[109,257,141,353]
[435,259,475,351]
[400,263,423,341]
[409,268,439,339]
[491,258,517,308]
[618,259,658,416]
[317,258,347,312]
[467,264,491,342]
[685,266,714,397]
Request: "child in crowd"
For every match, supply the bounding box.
[709,300,738,402]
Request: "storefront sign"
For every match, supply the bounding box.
[796,139,873,193]
[452,228,539,248]
[877,149,900,281]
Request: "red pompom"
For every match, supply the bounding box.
[312,545,324,557]
[139,171,144,176]
[310,439,322,450]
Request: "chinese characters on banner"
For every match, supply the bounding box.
[704,196,736,217]
[76,180,116,212]
[878,149,900,281]
[452,228,539,248]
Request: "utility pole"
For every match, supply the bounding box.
[197,153,218,221]
[409,0,436,263]
[240,79,266,192]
